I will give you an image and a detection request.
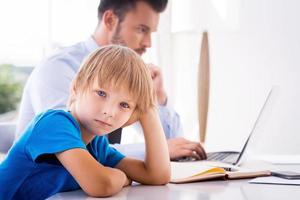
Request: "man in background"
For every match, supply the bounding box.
[16,0,206,160]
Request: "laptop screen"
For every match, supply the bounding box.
[235,87,279,165]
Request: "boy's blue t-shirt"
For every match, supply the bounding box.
[0,110,125,200]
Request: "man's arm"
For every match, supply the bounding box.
[16,57,78,137]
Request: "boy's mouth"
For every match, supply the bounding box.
[95,119,112,127]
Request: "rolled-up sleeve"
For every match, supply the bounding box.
[158,104,184,139]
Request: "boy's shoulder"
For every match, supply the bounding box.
[41,109,70,117]
[38,109,72,120]
[23,109,83,149]
[33,109,79,131]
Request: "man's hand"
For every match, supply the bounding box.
[167,137,207,160]
[148,64,167,105]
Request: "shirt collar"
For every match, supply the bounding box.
[84,36,100,53]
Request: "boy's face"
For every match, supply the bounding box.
[110,1,159,55]
[72,80,136,141]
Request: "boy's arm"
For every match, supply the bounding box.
[56,149,128,197]
[115,108,171,185]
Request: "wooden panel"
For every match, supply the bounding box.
[198,32,210,143]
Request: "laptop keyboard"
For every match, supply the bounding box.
[173,151,240,163]
[207,151,240,163]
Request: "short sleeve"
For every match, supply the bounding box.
[25,110,86,162]
[89,136,125,168]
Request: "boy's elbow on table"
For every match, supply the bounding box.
[84,185,115,198]
[82,180,116,197]
[82,170,127,197]
[147,168,171,185]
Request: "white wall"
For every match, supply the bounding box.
[0,0,99,66]
[162,0,300,154]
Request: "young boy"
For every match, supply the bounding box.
[0,45,171,199]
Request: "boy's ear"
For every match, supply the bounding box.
[70,80,77,96]
[67,80,77,108]
[102,10,119,31]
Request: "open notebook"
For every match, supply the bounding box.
[170,161,270,184]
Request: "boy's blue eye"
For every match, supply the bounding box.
[120,102,130,109]
[97,90,106,97]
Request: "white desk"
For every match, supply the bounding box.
[49,163,300,200]
[49,179,300,200]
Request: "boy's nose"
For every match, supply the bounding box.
[103,111,112,118]
[102,105,116,118]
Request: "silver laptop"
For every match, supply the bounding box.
[178,88,276,166]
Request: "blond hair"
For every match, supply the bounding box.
[68,45,155,114]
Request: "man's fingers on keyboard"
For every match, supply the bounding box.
[182,142,207,159]
[179,149,201,160]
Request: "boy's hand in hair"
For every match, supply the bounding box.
[122,84,156,127]
[122,109,140,127]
